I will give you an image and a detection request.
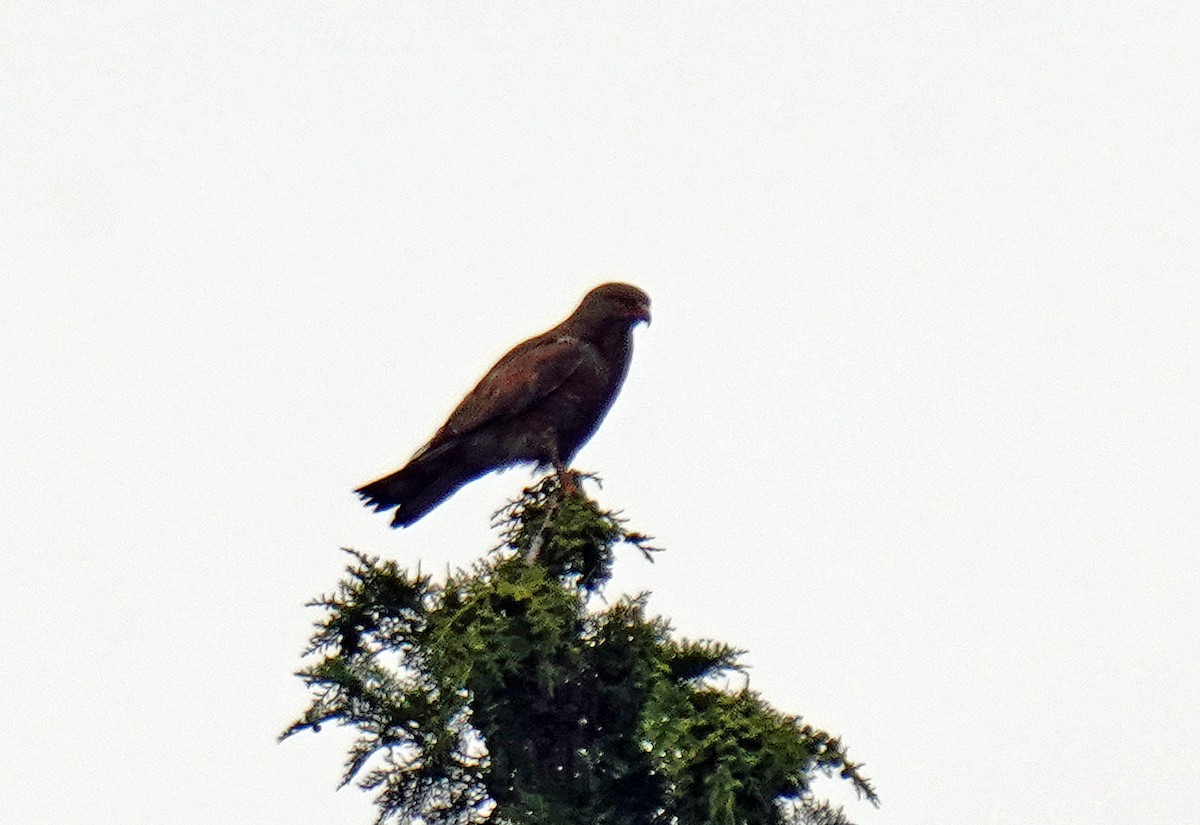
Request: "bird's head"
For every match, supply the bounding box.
[582,282,652,328]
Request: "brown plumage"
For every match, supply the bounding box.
[357,282,650,527]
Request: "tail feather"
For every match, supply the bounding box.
[356,440,482,527]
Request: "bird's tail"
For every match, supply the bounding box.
[355,441,479,528]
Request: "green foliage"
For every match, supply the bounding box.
[283,476,878,825]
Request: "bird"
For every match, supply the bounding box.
[356,282,650,527]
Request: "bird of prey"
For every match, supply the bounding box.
[357,282,650,527]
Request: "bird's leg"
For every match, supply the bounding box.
[552,458,581,497]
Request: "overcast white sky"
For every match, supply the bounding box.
[3,3,1198,823]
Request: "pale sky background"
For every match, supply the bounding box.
[3,3,1197,824]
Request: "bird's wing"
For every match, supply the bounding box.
[415,334,590,455]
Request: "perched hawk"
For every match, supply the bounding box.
[357,282,650,526]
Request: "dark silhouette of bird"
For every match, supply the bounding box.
[357,282,650,527]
